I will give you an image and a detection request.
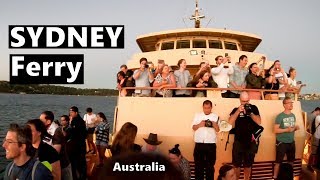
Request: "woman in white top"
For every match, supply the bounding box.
[286,67,300,100]
[153,64,176,97]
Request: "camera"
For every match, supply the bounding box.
[244,104,253,116]
[145,64,149,68]
[205,119,213,128]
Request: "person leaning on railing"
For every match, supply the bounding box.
[286,67,302,100]
[229,55,249,98]
[152,64,176,97]
[245,62,266,100]
[187,70,217,97]
[174,59,192,97]
[264,63,280,100]
[133,58,154,97]
[267,60,288,100]
[211,55,234,98]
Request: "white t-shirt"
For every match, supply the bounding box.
[275,72,288,98]
[45,121,59,146]
[314,115,320,139]
[211,63,234,93]
[288,78,297,87]
[191,112,219,143]
[84,113,97,128]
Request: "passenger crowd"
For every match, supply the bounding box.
[117,56,303,100]
[1,96,318,180]
[98,92,304,180]
[1,106,110,180]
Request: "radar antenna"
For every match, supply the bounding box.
[189,0,205,28]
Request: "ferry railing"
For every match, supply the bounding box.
[121,86,305,101]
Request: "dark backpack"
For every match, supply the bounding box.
[311,117,319,135]
[4,160,40,180]
[225,125,264,154]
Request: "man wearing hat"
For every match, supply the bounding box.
[142,133,162,153]
[69,106,87,180]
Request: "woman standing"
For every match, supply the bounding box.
[174,59,192,97]
[153,64,176,97]
[95,112,110,168]
[286,67,300,100]
[110,122,141,156]
[187,71,217,97]
[245,63,265,99]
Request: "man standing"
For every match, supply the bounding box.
[307,107,320,171]
[2,124,53,180]
[192,100,219,180]
[69,106,87,180]
[83,107,97,154]
[40,111,71,180]
[133,57,154,96]
[211,55,234,98]
[229,55,248,98]
[273,97,299,179]
[228,91,262,180]
[27,119,61,180]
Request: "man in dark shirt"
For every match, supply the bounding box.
[40,111,72,180]
[2,123,52,180]
[69,106,87,180]
[228,91,262,180]
[27,119,61,180]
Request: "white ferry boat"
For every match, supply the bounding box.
[107,1,308,179]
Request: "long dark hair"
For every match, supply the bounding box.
[111,122,138,155]
[266,60,280,77]
[117,71,126,84]
[97,112,107,122]
[248,63,257,74]
[217,164,234,180]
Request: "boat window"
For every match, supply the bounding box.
[224,42,238,50]
[161,41,174,50]
[176,40,190,49]
[208,40,223,49]
[192,40,206,48]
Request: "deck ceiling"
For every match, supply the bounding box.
[136,28,262,53]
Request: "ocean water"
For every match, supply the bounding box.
[0,93,319,174]
[0,93,117,174]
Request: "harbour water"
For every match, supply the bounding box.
[0,93,319,174]
[0,93,117,174]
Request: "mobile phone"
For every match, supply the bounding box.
[158,59,165,64]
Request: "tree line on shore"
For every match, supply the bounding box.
[0,81,118,96]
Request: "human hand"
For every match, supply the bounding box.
[222,57,228,64]
[295,125,300,131]
[200,120,206,127]
[238,105,245,113]
[287,126,295,132]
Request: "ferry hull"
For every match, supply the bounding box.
[114,96,306,179]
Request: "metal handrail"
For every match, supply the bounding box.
[121,86,304,100]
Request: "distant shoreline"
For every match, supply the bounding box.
[0,81,118,96]
[0,92,118,97]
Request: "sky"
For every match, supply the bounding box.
[0,0,319,93]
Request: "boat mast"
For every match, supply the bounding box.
[190,0,205,28]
